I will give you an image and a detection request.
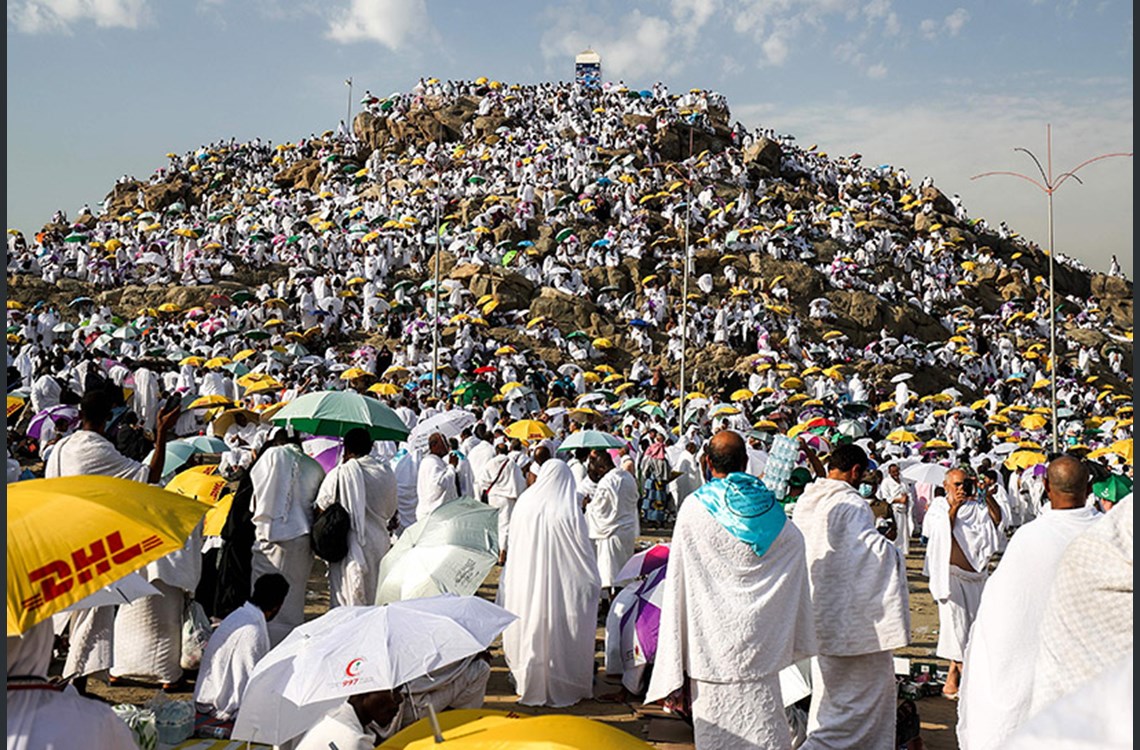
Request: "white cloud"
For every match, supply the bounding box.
[731,93,1133,274]
[866,62,887,78]
[944,8,970,35]
[761,33,790,66]
[921,8,971,39]
[325,0,432,49]
[540,6,712,82]
[8,0,150,33]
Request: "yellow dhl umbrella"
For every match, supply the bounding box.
[204,356,232,370]
[925,439,954,450]
[500,381,525,395]
[801,366,822,377]
[603,373,624,384]
[264,318,286,328]
[482,299,500,315]
[613,382,635,394]
[504,419,555,441]
[780,377,804,390]
[1020,414,1048,430]
[244,378,283,396]
[368,382,401,396]
[787,421,812,438]
[886,429,919,443]
[582,371,600,384]
[263,298,288,308]
[1005,450,1047,470]
[1108,438,1133,463]
[593,337,614,349]
[877,401,897,413]
[593,364,617,375]
[730,388,754,402]
[712,405,742,417]
[7,300,25,310]
[379,709,653,749]
[340,367,372,380]
[970,398,990,410]
[526,316,546,329]
[237,371,278,388]
[754,420,780,431]
[179,356,205,367]
[7,395,27,418]
[233,349,257,362]
[157,303,181,313]
[8,476,210,636]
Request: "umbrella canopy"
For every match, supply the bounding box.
[270,391,410,442]
[504,419,554,442]
[376,498,500,604]
[1093,474,1132,502]
[8,476,210,635]
[1005,450,1048,470]
[143,435,228,477]
[27,404,80,440]
[556,430,626,452]
[405,410,477,453]
[379,711,653,749]
[302,436,343,474]
[901,462,948,486]
[453,380,495,406]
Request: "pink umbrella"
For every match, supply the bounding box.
[614,543,670,585]
[27,404,80,440]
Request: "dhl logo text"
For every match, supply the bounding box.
[21,531,164,612]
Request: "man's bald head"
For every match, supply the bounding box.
[1045,455,1089,509]
[706,430,747,477]
[428,432,448,457]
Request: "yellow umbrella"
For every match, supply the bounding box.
[594,364,617,375]
[500,381,525,395]
[188,394,233,410]
[754,420,780,431]
[379,710,653,750]
[166,466,228,505]
[1005,450,1047,470]
[209,407,260,438]
[204,356,232,369]
[237,371,278,388]
[263,298,288,308]
[157,303,181,313]
[8,476,210,636]
[368,382,401,396]
[780,377,804,390]
[179,356,205,367]
[264,318,286,328]
[582,372,601,384]
[731,388,754,402]
[712,405,741,417]
[340,367,372,381]
[493,345,516,356]
[925,439,953,450]
[613,382,635,395]
[1109,438,1133,463]
[383,365,411,379]
[787,421,812,438]
[603,373,624,384]
[482,299,500,315]
[1020,413,1048,430]
[233,348,257,362]
[504,419,555,441]
[886,429,919,443]
[592,337,614,349]
[7,395,27,419]
[244,378,283,396]
[7,300,25,310]
[876,400,897,413]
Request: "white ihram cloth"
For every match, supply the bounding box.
[957,506,1103,750]
[294,701,378,750]
[46,430,150,678]
[416,453,459,521]
[1031,497,1133,715]
[1006,653,1132,750]
[476,454,526,549]
[585,467,640,588]
[112,522,204,683]
[393,450,420,532]
[878,474,914,555]
[792,479,910,750]
[194,601,270,720]
[466,439,495,481]
[250,444,324,646]
[315,456,398,607]
[923,497,1002,661]
[497,460,601,707]
[646,497,817,750]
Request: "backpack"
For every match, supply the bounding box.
[311,502,351,563]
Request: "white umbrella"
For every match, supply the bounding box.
[992,442,1018,456]
[557,363,584,376]
[901,462,948,486]
[375,498,499,604]
[405,409,476,453]
[836,419,866,438]
[890,373,914,384]
[289,596,515,706]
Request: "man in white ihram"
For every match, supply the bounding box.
[314,428,398,607]
[793,443,910,749]
[476,441,527,564]
[249,428,325,646]
[647,431,816,749]
[415,432,459,521]
[924,467,1003,698]
[956,456,1102,749]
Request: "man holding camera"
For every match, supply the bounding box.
[923,467,1004,699]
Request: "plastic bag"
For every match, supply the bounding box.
[148,694,195,746]
[111,704,158,750]
[180,598,211,670]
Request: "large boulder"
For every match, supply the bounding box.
[528,288,602,334]
[449,264,534,311]
[273,158,323,193]
[352,111,389,152]
[742,137,781,175]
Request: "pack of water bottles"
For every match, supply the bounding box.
[765,434,800,500]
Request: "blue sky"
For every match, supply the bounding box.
[7,0,1134,274]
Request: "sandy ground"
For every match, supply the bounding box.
[85,531,960,749]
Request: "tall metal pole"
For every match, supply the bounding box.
[431,169,441,398]
[971,126,1131,454]
[345,78,353,131]
[677,126,695,439]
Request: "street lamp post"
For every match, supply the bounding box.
[664,132,696,439]
[972,125,1132,453]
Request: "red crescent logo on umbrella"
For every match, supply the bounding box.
[345,658,364,677]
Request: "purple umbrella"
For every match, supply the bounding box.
[302,436,342,473]
[27,404,80,440]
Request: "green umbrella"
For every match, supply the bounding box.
[501,249,519,266]
[555,228,575,243]
[246,330,271,341]
[454,381,494,406]
[231,290,255,304]
[269,390,410,442]
[1093,474,1132,502]
[64,233,87,243]
[565,330,590,340]
[556,430,625,452]
[467,176,486,185]
[286,235,302,244]
[143,436,227,477]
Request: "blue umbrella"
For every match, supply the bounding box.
[629,319,650,328]
[592,238,611,247]
[557,430,626,452]
[517,240,534,247]
[596,176,613,186]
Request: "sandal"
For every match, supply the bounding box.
[941,688,959,700]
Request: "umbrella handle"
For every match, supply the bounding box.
[427,702,445,743]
